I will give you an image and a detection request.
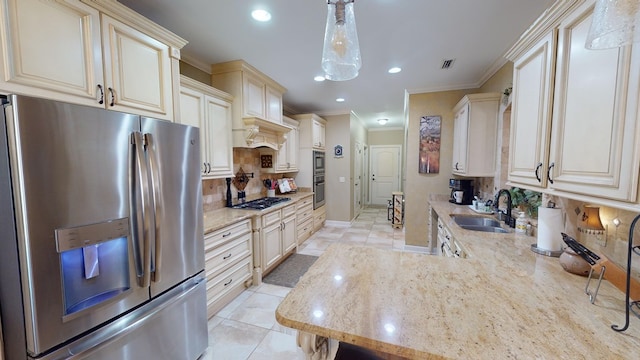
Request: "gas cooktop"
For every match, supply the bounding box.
[231,197,291,210]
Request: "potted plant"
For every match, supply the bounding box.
[509,187,542,219]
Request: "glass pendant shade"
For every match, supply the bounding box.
[322,0,361,81]
[586,0,640,49]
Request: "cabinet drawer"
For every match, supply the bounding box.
[296,203,313,222]
[282,203,297,218]
[313,211,326,231]
[262,210,282,228]
[205,219,251,250]
[297,217,314,240]
[205,232,251,278]
[297,195,313,209]
[206,256,252,317]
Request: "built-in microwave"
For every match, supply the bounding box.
[313,150,325,173]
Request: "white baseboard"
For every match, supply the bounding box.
[403,245,433,254]
[324,220,351,227]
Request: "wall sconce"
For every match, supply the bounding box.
[586,0,640,49]
[579,205,606,234]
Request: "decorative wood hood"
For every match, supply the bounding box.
[210,60,290,151]
[239,117,292,150]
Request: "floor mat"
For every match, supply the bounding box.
[262,253,319,288]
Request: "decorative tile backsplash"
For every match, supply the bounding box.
[202,147,300,212]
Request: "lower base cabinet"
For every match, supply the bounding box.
[204,219,253,318]
[257,203,298,277]
[296,194,314,245]
[313,205,326,232]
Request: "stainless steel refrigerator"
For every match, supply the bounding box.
[0,95,207,359]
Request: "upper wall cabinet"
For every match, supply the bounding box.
[451,93,500,177]
[260,116,300,173]
[210,60,290,150]
[506,0,640,207]
[0,0,185,121]
[293,113,327,151]
[179,75,234,179]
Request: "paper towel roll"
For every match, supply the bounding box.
[537,207,564,251]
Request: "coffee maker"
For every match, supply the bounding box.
[449,178,474,205]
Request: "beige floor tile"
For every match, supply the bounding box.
[228,292,283,330]
[247,330,306,359]
[207,319,269,360]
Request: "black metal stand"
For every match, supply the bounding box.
[612,213,640,332]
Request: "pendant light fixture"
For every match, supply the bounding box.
[586,0,640,49]
[322,0,361,81]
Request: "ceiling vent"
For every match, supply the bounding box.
[441,59,455,69]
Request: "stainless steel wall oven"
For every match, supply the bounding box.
[313,151,325,209]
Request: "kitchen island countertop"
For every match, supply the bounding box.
[275,199,640,359]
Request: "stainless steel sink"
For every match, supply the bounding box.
[458,225,509,233]
[450,215,502,228]
[449,215,510,233]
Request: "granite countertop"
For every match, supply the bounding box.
[275,199,640,359]
[203,192,313,235]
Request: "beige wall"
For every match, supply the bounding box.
[324,114,352,222]
[350,113,368,220]
[405,89,476,247]
[368,129,404,146]
[479,62,513,94]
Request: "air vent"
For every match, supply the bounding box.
[441,59,455,69]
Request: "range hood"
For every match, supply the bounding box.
[234,117,292,150]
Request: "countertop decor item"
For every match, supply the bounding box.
[559,247,591,276]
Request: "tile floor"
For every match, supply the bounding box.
[199,206,411,360]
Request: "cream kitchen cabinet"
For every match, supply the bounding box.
[0,0,184,121]
[451,93,500,177]
[294,113,327,151]
[296,194,314,245]
[254,203,297,277]
[179,75,234,179]
[506,0,640,204]
[260,116,299,173]
[204,219,253,318]
[312,118,326,150]
[210,60,290,150]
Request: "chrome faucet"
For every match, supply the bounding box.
[495,189,515,228]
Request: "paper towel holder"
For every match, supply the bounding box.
[530,243,563,257]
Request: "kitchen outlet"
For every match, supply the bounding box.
[339,177,345,183]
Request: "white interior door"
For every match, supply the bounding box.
[369,145,401,205]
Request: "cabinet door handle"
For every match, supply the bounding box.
[97,84,104,104]
[455,162,459,171]
[223,253,232,260]
[108,87,115,107]
[547,162,555,184]
[222,231,232,238]
[224,278,233,286]
[534,162,543,183]
[207,163,211,174]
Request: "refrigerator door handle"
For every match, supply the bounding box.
[131,131,153,287]
[145,133,163,282]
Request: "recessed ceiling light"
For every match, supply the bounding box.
[314,75,326,82]
[336,98,345,102]
[251,9,271,22]
[388,67,402,74]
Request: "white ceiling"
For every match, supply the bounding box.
[118,0,555,129]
